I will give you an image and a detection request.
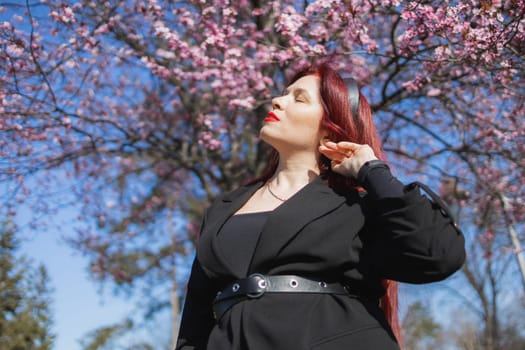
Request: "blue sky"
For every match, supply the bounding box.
[21,217,138,350]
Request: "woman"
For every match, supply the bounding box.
[175,63,465,350]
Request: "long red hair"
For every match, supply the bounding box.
[253,62,401,343]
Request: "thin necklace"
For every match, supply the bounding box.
[266,182,287,201]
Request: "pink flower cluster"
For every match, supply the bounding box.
[1,0,523,296]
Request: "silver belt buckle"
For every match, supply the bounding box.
[246,273,267,298]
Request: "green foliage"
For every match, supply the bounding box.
[0,220,55,350]
[401,301,442,350]
[80,318,158,350]
[80,318,133,350]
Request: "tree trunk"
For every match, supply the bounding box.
[171,275,180,350]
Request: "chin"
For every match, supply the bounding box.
[259,127,273,143]
[259,130,282,149]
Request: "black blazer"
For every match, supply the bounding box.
[176,176,465,350]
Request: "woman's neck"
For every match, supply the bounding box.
[270,152,320,190]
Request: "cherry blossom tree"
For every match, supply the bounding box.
[1,0,524,345]
[437,182,525,350]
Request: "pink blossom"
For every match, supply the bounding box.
[427,88,441,97]
[6,44,24,57]
[49,5,76,24]
[275,6,306,37]
[229,97,255,109]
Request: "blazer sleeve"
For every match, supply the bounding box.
[364,181,466,284]
[175,257,216,350]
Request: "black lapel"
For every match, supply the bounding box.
[248,176,347,273]
[203,182,264,237]
[197,181,263,277]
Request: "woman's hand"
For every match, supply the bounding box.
[319,140,378,179]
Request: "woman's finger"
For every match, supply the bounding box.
[333,141,361,150]
[319,146,347,162]
[332,142,363,155]
[322,141,365,157]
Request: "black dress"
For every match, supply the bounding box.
[216,211,271,277]
[175,167,465,350]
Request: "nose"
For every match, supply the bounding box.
[272,96,283,110]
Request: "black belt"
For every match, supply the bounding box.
[212,274,351,320]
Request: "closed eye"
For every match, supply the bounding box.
[294,91,308,103]
[282,87,311,102]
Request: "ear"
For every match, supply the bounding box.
[318,128,330,144]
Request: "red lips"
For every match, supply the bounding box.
[264,111,280,122]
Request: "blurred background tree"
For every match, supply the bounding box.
[0,217,55,349]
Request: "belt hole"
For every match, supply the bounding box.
[232,283,240,292]
[319,281,327,288]
[290,279,298,288]
[258,280,267,288]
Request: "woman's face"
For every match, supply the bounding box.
[260,74,326,152]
